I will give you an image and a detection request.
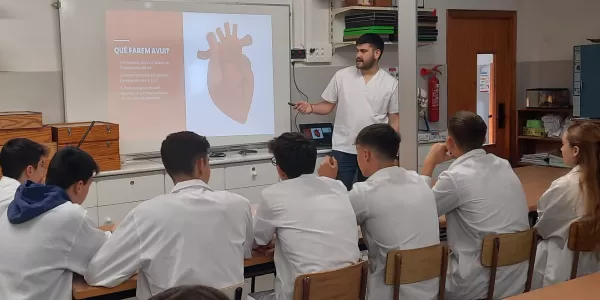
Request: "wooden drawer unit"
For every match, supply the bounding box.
[0,111,43,129]
[96,172,164,206]
[225,162,279,190]
[51,122,120,171]
[164,167,225,193]
[98,201,144,226]
[58,141,120,172]
[0,126,52,145]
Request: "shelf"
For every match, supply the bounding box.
[518,107,573,113]
[518,136,562,142]
[331,6,397,16]
[333,41,434,49]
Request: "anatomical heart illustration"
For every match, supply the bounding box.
[197,22,255,124]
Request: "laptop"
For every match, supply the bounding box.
[299,123,333,149]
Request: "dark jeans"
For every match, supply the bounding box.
[331,150,367,191]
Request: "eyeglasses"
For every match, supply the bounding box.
[271,157,277,166]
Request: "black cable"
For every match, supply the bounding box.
[291,61,308,132]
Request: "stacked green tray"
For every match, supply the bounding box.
[343,26,394,41]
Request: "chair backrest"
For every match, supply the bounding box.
[567,219,600,279]
[480,228,537,300]
[220,282,250,300]
[292,261,368,300]
[384,244,449,300]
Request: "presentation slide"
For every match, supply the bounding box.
[106,10,275,143]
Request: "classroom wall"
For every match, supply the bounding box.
[1,0,598,127]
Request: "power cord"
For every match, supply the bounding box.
[291,61,309,132]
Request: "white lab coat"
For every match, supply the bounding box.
[322,67,398,154]
[253,174,361,300]
[350,167,440,300]
[422,149,530,300]
[0,202,108,300]
[532,166,600,289]
[85,179,254,300]
[0,176,20,217]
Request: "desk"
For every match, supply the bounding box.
[506,273,600,299]
[72,253,275,299]
[438,166,569,227]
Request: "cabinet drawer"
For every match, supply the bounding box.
[228,185,268,206]
[98,201,143,226]
[164,168,225,193]
[85,207,99,227]
[97,172,164,206]
[225,163,279,190]
[82,182,98,208]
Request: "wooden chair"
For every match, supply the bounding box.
[292,260,368,300]
[384,244,449,300]
[480,228,538,300]
[220,282,250,300]
[567,219,600,280]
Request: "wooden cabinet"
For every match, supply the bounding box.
[51,122,120,171]
[0,111,42,129]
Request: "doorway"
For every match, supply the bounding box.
[446,10,517,160]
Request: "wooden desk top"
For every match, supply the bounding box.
[72,253,274,299]
[506,273,600,299]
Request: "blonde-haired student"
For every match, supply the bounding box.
[533,122,600,289]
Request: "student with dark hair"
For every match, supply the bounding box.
[252,132,360,300]
[293,33,399,190]
[86,131,254,300]
[0,147,108,300]
[320,124,440,300]
[420,111,529,300]
[0,138,48,215]
[149,285,230,300]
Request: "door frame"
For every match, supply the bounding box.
[446,10,517,163]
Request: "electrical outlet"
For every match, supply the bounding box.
[305,43,333,63]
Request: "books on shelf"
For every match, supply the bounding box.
[342,9,438,43]
[520,153,567,168]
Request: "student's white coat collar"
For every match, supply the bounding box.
[367,166,402,182]
[448,149,487,170]
[170,179,212,194]
[0,176,20,188]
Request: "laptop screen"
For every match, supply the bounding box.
[299,123,333,147]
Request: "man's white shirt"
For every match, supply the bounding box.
[322,67,398,154]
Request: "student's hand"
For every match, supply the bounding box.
[318,156,338,179]
[425,143,453,166]
[255,240,275,256]
[294,101,313,114]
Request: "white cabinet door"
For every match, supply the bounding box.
[82,182,98,208]
[96,172,164,206]
[225,163,279,190]
[98,201,144,226]
[228,185,268,206]
[164,168,226,193]
[85,207,99,227]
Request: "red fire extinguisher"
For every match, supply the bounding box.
[420,65,442,122]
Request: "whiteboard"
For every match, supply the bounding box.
[59,0,291,154]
